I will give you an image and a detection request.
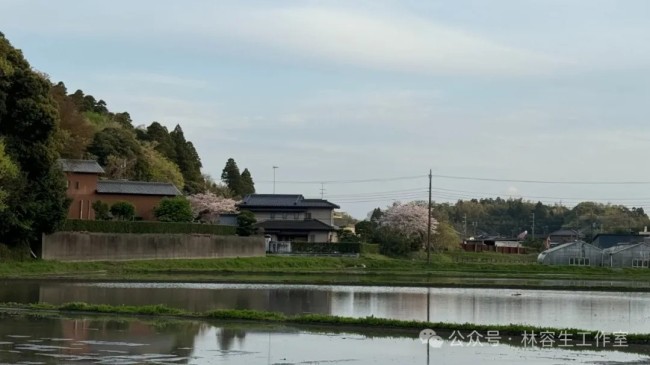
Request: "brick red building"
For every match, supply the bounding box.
[59,159,181,221]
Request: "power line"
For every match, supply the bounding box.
[257,175,428,185]
[325,187,427,198]
[431,174,650,185]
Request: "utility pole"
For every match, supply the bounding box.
[320,183,326,199]
[532,213,536,240]
[272,166,278,194]
[463,214,467,240]
[427,169,432,264]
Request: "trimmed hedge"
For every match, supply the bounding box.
[291,242,360,254]
[360,243,380,254]
[61,220,236,235]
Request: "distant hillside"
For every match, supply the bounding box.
[49,82,207,194]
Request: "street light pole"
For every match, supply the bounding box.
[272,166,278,194]
[427,169,432,264]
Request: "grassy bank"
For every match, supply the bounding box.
[2,253,650,289]
[2,302,649,344]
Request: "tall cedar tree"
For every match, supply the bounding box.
[221,158,242,196]
[240,168,255,195]
[170,125,203,194]
[50,82,95,159]
[0,33,70,246]
[145,122,177,161]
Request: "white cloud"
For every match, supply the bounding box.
[0,2,564,77]
[94,73,209,90]
[214,6,564,76]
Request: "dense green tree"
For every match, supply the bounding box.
[369,207,383,222]
[144,122,176,160]
[375,227,418,257]
[110,111,132,128]
[0,33,70,246]
[154,196,193,222]
[141,143,184,189]
[91,200,111,220]
[354,221,375,242]
[239,168,255,196]
[0,140,18,212]
[236,210,257,236]
[50,82,95,159]
[170,125,203,194]
[337,229,361,243]
[221,158,242,196]
[87,127,151,180]
[88,127,142,166]
[431,222,461,251]
[110,201,135,221]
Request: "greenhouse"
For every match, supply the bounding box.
[537,241,603,266]
[602,242,650,268]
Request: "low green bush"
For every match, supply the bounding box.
[291,242,360,254]
[360,243,380,254]
[61,220,236,235]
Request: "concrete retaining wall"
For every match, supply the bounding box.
[42,232,265,261]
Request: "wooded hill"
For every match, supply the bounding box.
[0,32,254,247]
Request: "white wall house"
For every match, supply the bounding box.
[237,194,340,243]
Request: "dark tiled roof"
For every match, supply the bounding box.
[58,159,105,174]
[239,194,339,209]
[97,180,181,196]
[301,199,340,208]
[255,219,337,232]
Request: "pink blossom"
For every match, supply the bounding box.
[187,192,238,223]
[379,202,438,242]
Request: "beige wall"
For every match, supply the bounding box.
[42,232,265,261]
[306,208,333,225]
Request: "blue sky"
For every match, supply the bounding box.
[3,0,650,218]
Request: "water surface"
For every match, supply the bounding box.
[2,281,650,333]
[0,314,647,365]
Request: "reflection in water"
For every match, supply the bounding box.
[0,314,648,365]
[2,281,650,332]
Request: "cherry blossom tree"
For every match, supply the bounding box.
[379,202,438,245]
[187,192,238,223]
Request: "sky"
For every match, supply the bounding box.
[2,0,650,218]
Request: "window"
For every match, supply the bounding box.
[632,259,648,268]
[305,212,312,219]
[270,213,276,220]
[570,257,589,266]
[294,213,300,220]
[75,181,80,189]
[282,213,288,219]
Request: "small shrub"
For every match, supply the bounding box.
[154,196,193,222]
[236,210,257,236]
[91,200,111,220]
[110,201,135,221]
